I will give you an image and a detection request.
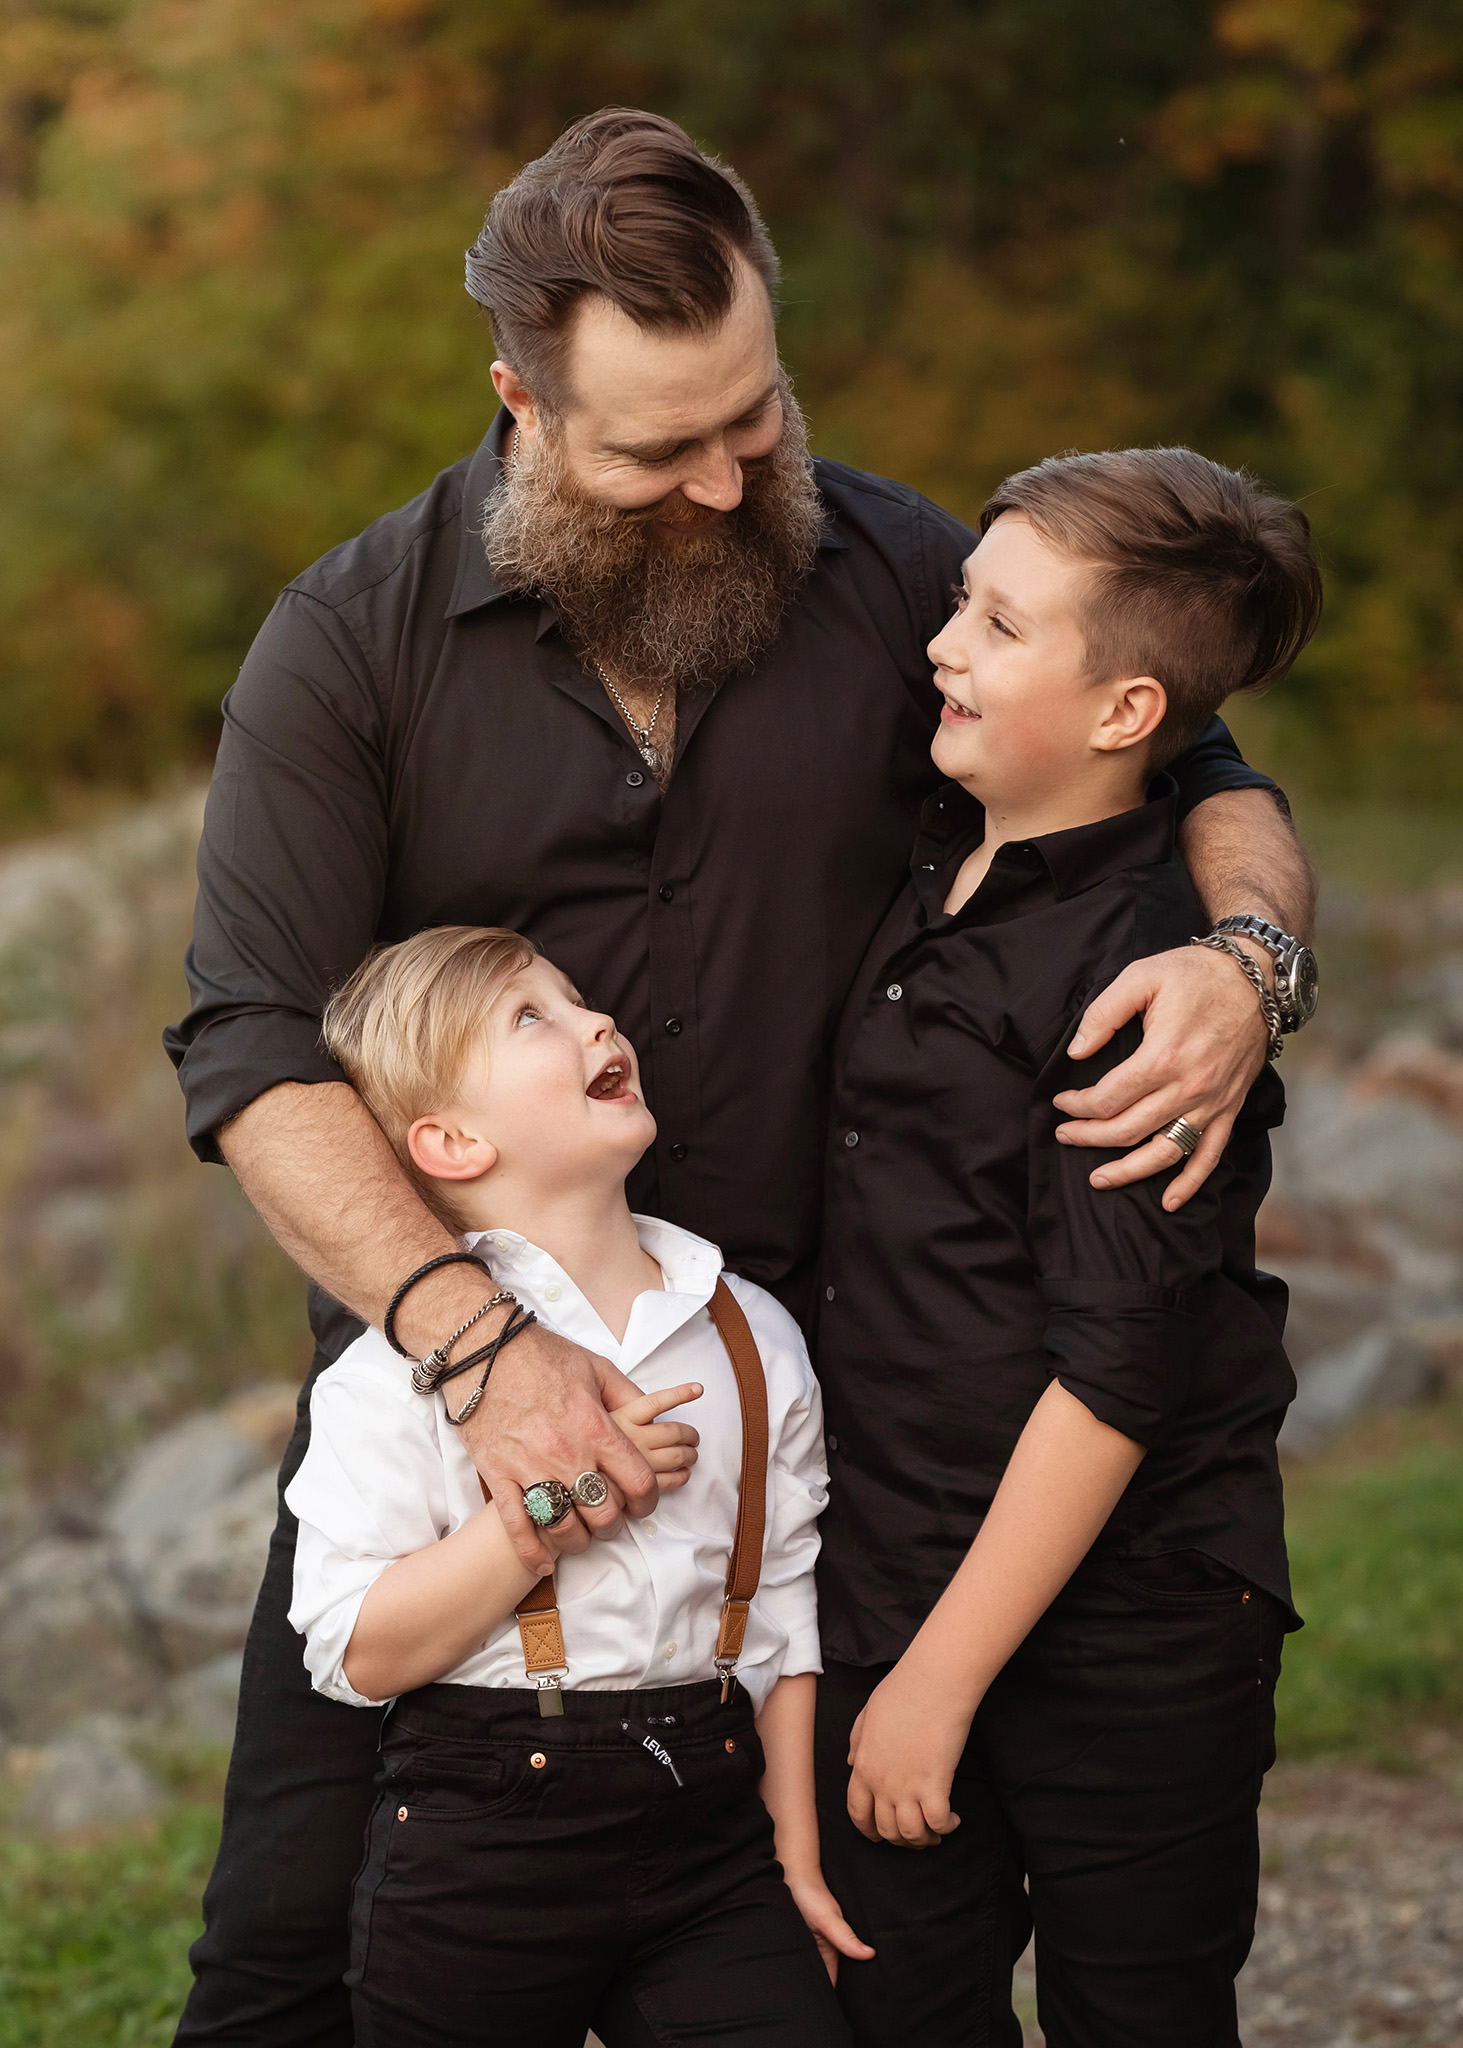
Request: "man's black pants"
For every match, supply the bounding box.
[815,1554,1285,2048]
[350,1680,851,2048]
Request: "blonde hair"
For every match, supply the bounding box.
[321,925,538,1232]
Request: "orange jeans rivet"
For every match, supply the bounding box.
[397,1806,408,1821]
[530,1752,547,1768]
[725,1739,737,1753]
[1242,1591,1251,1603]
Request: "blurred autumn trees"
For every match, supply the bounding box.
[0,0,1460,815]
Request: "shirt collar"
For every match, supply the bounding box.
[445,409,848,622]
[911,775,1180,914]
[461,1213,725,1369]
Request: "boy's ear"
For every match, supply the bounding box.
[1093,676,1166,755]
[407,1113,499,1185]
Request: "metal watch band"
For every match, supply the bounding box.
[1189,934,1284,1060]
[1211,914,1318,1034]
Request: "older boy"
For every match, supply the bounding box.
[813,448,1320,2048]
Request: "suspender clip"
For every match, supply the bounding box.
[535,1674,566,1718]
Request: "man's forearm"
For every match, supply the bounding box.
[1179,787,1316,941]
[218,1080,491,1355]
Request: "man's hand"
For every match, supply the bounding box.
[456,1320,663,1575]
[846,1663,971,1849]
[1053,943,1268,1212]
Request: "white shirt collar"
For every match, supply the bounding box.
[462,1214,724,1369]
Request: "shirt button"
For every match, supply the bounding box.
[626,770,645,788]
[669,1142,688,1162]
[543,1283,561,1303]
[827,1434,839,1452]
[810,1485,826,1503]
[825,1285,835,1302]
[642,1519,657,1536]
[664,1016,683,1036]
[886,983,903,1001]
[663,1642,677,1662]
[659,884,675,902]
[844,1131,859,1148]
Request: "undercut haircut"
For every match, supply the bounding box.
[981,448,1323,764]
[465,107,780,412]
[321,925,537,1234]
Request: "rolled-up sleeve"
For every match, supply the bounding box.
[163,590,390,1160]
[1168,715,1282,821]
[285,1359,452,1706]
[1027,1016,1223,1447]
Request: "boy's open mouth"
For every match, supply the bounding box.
[586,1054,632,1101]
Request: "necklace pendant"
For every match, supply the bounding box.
[639,744,656,767]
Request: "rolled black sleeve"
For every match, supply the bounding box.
[163,590,391,1161]
[1167,715,1282,821]
[1026,1016,1223,1447]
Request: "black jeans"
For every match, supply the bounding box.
[176,1326,382,2048]
[816,1553,1285,2048]
[351,1680,851,2048]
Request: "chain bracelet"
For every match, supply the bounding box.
[1189,934,1284,1061]
[411,1291,519,1396]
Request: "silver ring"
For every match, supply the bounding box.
[571,1471,610,1510]
[523,1479,574,1529]
[1161,1116,1204,1159]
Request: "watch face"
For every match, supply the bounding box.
[1289,946,1320,1019]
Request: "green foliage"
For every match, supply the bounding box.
[1276,1396,1463,1758]
[0,0,1460,817]
[0,1803,217,2047]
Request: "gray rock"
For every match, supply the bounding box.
[1267,1261,1397,1372]
[162,1649,243,1749]
[105,1384,294,1667]
[0,1537,160,1740]
[1271,1077,1463,1247]
[1281,1327,1443,1456]
[17,1713,164,1835]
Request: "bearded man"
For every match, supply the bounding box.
[165,108,1315,2047]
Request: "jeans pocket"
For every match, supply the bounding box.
[394,1740,535,1823]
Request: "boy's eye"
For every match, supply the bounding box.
[989,613,1016,639]
[514,1004,542,1026]
[950,582,970,614]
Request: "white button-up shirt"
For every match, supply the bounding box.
[285,1216,828,1712]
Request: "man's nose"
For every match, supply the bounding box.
[679,445,744,513]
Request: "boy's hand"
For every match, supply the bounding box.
[847,1663,972,1849]
[607,1382,703,1494]
[782,1870,875,1984]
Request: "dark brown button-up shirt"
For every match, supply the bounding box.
[165,411,1277,1343]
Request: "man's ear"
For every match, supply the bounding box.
[1093,676,1166,755]
[490,361,542,448]
[407,1114,498,1185]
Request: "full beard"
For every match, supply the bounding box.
[481,377,824,693]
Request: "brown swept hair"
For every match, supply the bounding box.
[465,107,780,410]
[321,926,537,1234]
[980,448,1323,763]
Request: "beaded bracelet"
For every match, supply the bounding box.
[383,1251,494,1358]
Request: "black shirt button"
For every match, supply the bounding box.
[665,1016,683,1036]
[844,1131,859,1148]
[827,1434,839,1452]
[886,983,903,1001]
[668,1142,688,1162]
[825,1285,836,1302]
[659,884,675,902]
[626,770,645,788]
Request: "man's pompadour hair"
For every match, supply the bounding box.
[981,447,1323,763]
[465,107,780,411]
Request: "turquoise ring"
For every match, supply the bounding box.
[523,1479,574,1529]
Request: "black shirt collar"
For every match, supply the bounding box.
[445,408,849,622]
[912,775,1179,921]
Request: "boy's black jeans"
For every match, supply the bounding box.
[816,1552,1286,2048]
[351,1680,851,2048]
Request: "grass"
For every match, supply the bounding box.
[1275,1391,1463,1761]
[0,1805,219,2048]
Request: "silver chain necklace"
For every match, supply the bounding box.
[511,423,668,767]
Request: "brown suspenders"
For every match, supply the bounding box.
[497,1277,770,1717]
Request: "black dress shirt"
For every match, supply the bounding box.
[815,781,1297,1667]
[165,409,1278,1338]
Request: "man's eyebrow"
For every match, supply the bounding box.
[603,384,779,459]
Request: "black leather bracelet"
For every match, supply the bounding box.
[383,1251,494,1358]
[444,1306,539,1426]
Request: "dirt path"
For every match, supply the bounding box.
[1013,1733,1463,2046]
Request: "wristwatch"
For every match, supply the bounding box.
[1211,915,1319,1033]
